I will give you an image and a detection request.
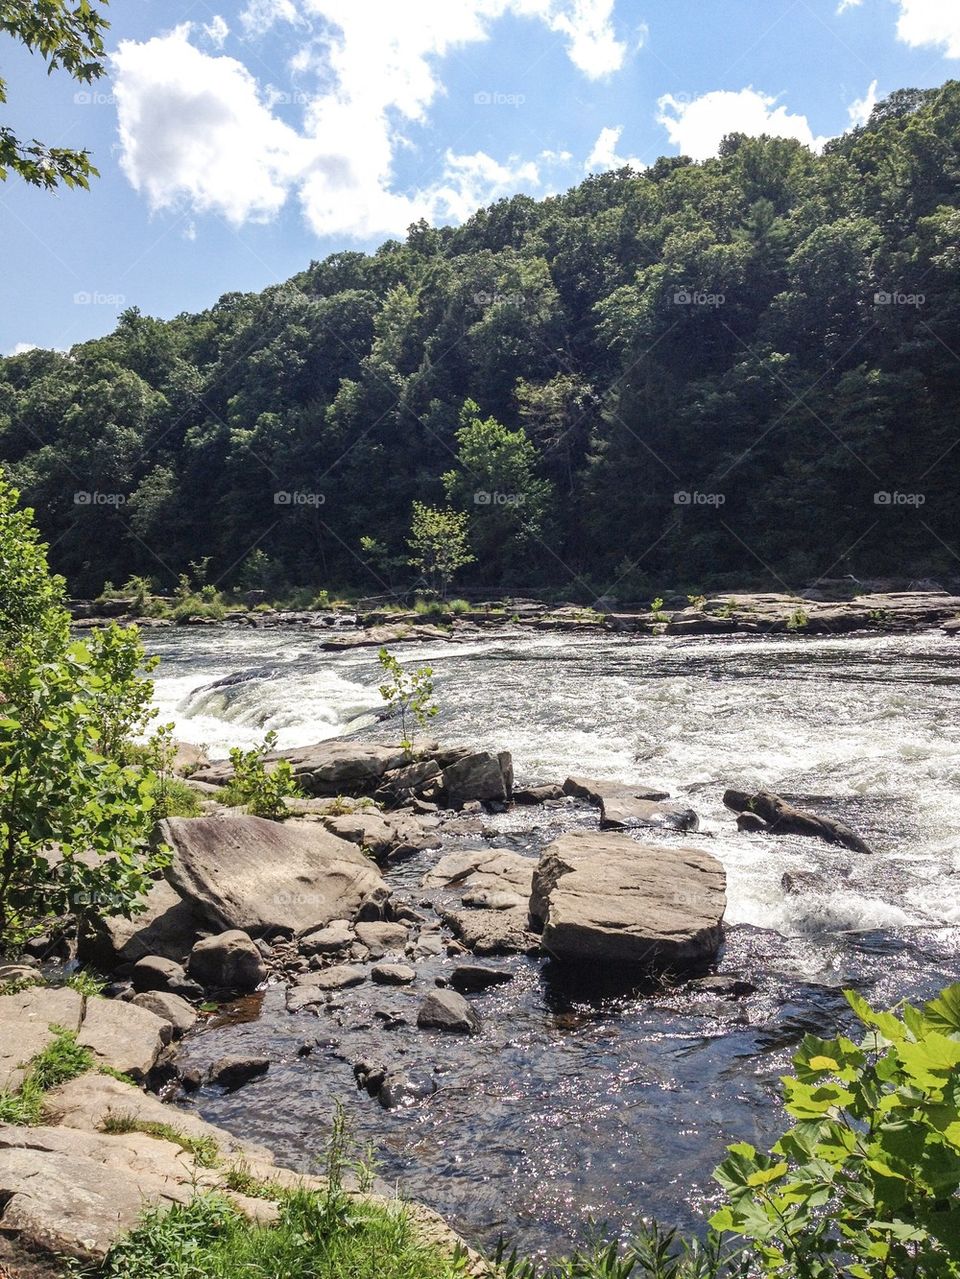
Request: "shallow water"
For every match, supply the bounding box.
[149,627,960,1255]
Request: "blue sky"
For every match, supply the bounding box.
[2,0,958,356]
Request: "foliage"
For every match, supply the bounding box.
[140,723,202,819]
[407,503,475,597]
[377,647,438,754]
[0,0,108,189]
[488,1223,746,1279]
[0,1025,93,1124]
[710,983,960,1278]
[786,607,810,632]
[223,730,302,818]
[100,1113,220,1167]
[0,480,167,947]
[650,596,669,623]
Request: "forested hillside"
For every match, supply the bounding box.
[2,82,959,600]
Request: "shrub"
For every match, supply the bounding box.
[223,731,302,818]
[377,647,438,754]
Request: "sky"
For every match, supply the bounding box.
[2,0,959,356]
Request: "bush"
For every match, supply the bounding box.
[222,731,302,818]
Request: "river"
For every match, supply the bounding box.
[148,627,960,1256]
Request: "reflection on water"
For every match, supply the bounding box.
[150,628,960,1255]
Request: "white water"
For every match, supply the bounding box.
[148,628,960,972]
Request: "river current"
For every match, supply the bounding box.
[148,627,960,1255]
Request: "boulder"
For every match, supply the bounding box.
[130,991,198,1038]
[78,875,205,967]
[371,963,416,986]
[188,930,267,991]
[513,783,565,804]
[298,919,354,956]
[75,998,169,1080]
[161,814,387,935]
[172,741,209,776]
[448,964,514,993]
[0,986,82,1091]
[599,794,698,832]
[562,776,669,803]
[378,1071,437,1109]
[529,832,726,972]
[208,1055,270,1089]
[441,751,512,807]
[130,955,203,1000]
[320,811,435,860]
[425,848,538,954]
[417,989,481,1034]
[192,741,420,797]
[354,921,408,957]
[723,788,874,855]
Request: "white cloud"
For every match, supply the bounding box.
[584,124,643,172]
[112,0,626,239]
[203,15,230,47]
[836,0,863,13]
[657,87,828,161]
[847,78,878,127]
[895,0,960,57]
[8,342,38,356]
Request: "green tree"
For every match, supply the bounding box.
[377,648,438,755]
[406,502,474,597]
[0,0,109,188]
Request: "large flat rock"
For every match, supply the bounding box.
[161,814,387,935]
[599,794,698,832]
[0,987,82,1091]
[425,849,539,954]
[76,998,169,1081]
[529,832,726,971]
[192,741,420,796]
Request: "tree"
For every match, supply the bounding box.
[377,648,438,755]
[0,477,166,948]
[406,502,474,598]
[0,0,109,189]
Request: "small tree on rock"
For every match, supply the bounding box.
[406,502,474,598]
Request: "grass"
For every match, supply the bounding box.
[221,1160,286,1200]
[154,776,203,818]
[66,969,107,997]
[489,1224,747,1278]
[100,1112,221,1167]
[0,1026,93,1124]
[86,1190,470,1279]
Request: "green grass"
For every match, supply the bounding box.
[100,1113,220,1167]
[0,1026,93,1124]
[66,969,107,997]
[88,1191,469,1279]
[221,1161,286,1200]
[153,777,203,818]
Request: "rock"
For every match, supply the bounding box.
[298,919,354,956]
[448,964,514,993]
[417,989,481,1034]
[425,848,538,954]
[723,789,874,855]
[371,963,416,986]
[76,998,169,1080]
[529,832,726,972]
[130,955,203,1000]
[78,875,205,967]
[321,811,435,860]
[0,963,40,985]
[0,986,82,1091]
[736,811,767,833]
[441,751,513,808]
[355,921,408,956]
[781,870,829,895]
[382,758,441,796]
[599,794,698,832]
[192,741,419,797]
[562,776,669,803]
[378,1071,437,1110]
[208,1055,270,1089]
[130,991,198,1037]
[161,814,387,935]
[513,783,565,804]
[687,974,757,998]
[296,964,368,997]
[188,930,267,991]
[172,741,209,776]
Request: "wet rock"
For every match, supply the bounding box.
[600,794,699,832]
[208,1054,270,1089]
[353,1059,388,1096]
[449,964,514,993]
[188,930,267,992]
[378,1071,437,1110]
[130,955,203,1000]
[530,832,726,972]
[354,921,408,957]
[371,963,417,986]
[130,991,198,1038]
[723,789,874,855]
[736,811,767,833]
[160,814,387,934]
[513,783,565,804]
[417,989,481,1034]
[303,964,368,992]
[441,751,513,808]
[781,870,829,895]
[299,919,354,956]
[687,974,757,998]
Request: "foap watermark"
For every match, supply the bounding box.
[474,490,526,507]
[674,490,725,507]
[673,287,725,308]
[874,490,925,507]
[74,491,126,507]
[473,289,525,308]
[874,290,925,308]
[274,490,325,507]
[73,89,116,106]
[73,290,125,306]
[473,90,525,107]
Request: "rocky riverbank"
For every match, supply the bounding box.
[69,588,960,642]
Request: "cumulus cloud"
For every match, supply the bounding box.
[657,87,828,161]
[112,1,624,238]
[836,0,863,13]
[848,78,878,127]
[895,0,960,57]
[584,124,643,172]
[202,15,230,47]
[8,343,38,356]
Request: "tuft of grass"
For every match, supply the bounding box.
[222,1161,286,1201]
[98,1065,137,1085]
[153,776,203,819]
[0,1026,93,1123]
[90,1190,469,1279]
[100,1112,220,1167]
[66,969,107,997]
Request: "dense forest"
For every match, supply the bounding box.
[2,81,959,601]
